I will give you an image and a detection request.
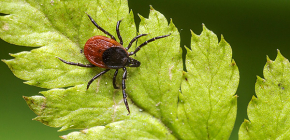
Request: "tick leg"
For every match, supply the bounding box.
[116,20,123,45]
[87,69,110,89]
[57,57,96,67]
[86,13,116,40]
[113,69,119,89]
[126,34,148,51]
[122,67,130,115]
[129,33,171,56]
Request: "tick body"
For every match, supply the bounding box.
[57,13,170,115]
[84,36,129,69]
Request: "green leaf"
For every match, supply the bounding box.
[178,25,239,139]
[1,0,136,88]
[1,0,239,139]
[127,5,182,121]
[1,0,179,138]
[239,51,290,139]
[60,117,176,140]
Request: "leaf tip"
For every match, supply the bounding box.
[129,9,133,13]
[190,29,198,40]
[266,55,273,64]
[149,5,155,10]
[23,96,34,105]
[249,95,258,107]
[202,23,208,31]
[138,13,145,20]
[32,116,49,125]
[243,119,250,124]
[190,29,193,35]
[184,45,189,50]
[81,129,88,134]
[276,49,285,60]
[256,75,266,86]
[240,119,250,132]
[169,18,173,23]
[266,55,270,61]
[8,53,15,57]
[220,34,225,41]
[59,135,67,139]
[256,75,264,81]
[23,96,29,101]
[234,94,239,98]
[231,59,237,66]
[2,59,10,67]
[220,34,229,46]
[277,49,281,55]
[182,71,188,81]
[58,126,68,132]
[169,18,176,29]
[275,49,289,63]
[182,71,187,75]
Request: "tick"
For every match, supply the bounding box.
[57,13,170,115]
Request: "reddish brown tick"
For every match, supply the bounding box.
[57,13,170,114]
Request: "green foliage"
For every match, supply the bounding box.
[1,0,239,139]
[239,51,290,139]
[179,26,238,139]
[1,0,136,88]
[60,116,176,140]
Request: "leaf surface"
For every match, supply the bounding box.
[61,117,175,140]
[239,51,290,140]
[177,26,239,139]
[1,0,239,139]
[1,0,136,88]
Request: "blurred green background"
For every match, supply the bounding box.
[1,0,290,140]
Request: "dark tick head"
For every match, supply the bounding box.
[127,57,140,67]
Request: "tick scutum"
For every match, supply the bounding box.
[102,47,129,69]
